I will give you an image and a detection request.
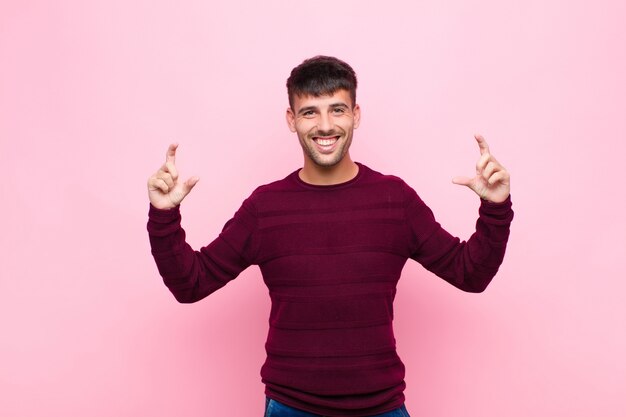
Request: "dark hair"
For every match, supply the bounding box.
[286,56,358,109]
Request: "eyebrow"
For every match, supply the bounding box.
[329,103,350,109]
[297,102,350,116]
[297,106,318,116]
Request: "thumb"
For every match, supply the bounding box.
[452,176,472,187]
[182,176,200,195]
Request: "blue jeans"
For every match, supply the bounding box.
[264,397,411,417]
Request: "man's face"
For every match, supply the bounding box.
[286,89,361,168]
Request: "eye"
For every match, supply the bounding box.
[302,110,316,117]
[333,107,345,114]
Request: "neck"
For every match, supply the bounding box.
[299,156,359,186]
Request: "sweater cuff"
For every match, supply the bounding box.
[149,203,180,219]
[479,195,513,223]
[147,204,182,235]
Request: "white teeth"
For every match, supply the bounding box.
[316,138,336,146]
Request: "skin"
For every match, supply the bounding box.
[147,143,199,210]
[285,89,361,185]
[147,91,510,208]
[451,134,511,204]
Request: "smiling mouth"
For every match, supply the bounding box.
[313,136,340,146]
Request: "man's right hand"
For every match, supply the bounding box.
[147,143,199,210]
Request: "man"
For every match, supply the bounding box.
[147,56,513,417]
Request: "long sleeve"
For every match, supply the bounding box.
[143,164,513,415]
[146,198,259,303]
[407,190,513,293]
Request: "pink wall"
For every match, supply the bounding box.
[2,1,625,416]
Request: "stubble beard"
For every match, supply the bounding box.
[299,129,353,168]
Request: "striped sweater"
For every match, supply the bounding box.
[147,163,514,416]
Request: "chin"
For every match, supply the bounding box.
[310,153,344,168]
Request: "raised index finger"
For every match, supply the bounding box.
[474,134,490,155]
[166,143,178,164]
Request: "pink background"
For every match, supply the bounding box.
[2,1,625,416]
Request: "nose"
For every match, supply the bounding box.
[317,111,335,133]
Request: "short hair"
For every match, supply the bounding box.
[286,56,358,109]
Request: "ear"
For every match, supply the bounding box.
[286,107,297,132]
[352,104,361,129]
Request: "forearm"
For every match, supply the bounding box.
[147,204,247,303]
[412,196,514,292]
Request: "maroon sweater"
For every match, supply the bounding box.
[147,163,513,416]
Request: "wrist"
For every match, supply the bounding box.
[149,202,181,215]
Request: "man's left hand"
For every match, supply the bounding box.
[452,134,510,203]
